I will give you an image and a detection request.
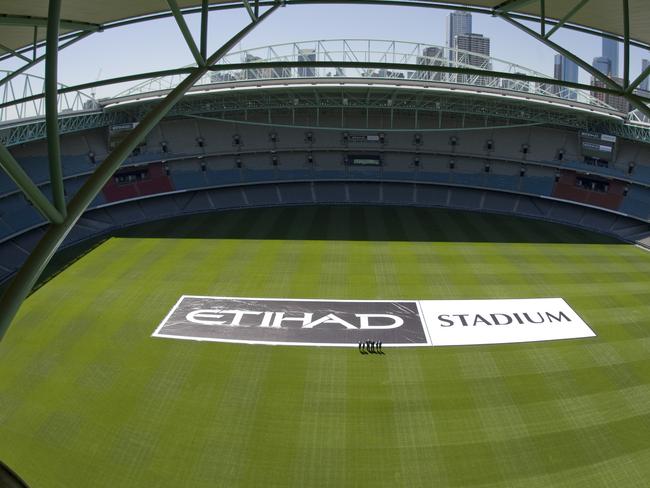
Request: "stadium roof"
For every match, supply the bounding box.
[0,0,648,56]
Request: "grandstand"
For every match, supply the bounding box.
[1,1,650,486]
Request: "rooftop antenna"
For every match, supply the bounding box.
[90,68,102,99]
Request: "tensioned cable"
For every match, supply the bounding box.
[186,114,544,132]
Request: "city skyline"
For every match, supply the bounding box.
[2,4,648,100]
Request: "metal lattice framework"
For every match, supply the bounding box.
[108,39,617,111]
[0,0,649,339]
[0,69,97,122]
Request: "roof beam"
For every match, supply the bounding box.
[0,30,93,89]
[617,0,630,89]
[626,64,650,94]
[242,0,258,22]
[494,11,650,117]
[45,0,66,216]
[167,0,205,66]
[200,0,209,61]
[0,3,281,341]
[0,142,63,224]
[3,1,649,65]
[0,42,31,63]
[496,12,621,92]
[544,0,590,39]
[4,59,648,115]
[0,14,100,31]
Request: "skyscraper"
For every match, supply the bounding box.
[446,11,472,60]
[641,59,650,92]
[455,33,490,84]
[417,46,445,81]
[602,38,619,77]
[297,49,316,77]
[592,56,611,76]
[554,54,578,100]
[244,53,262,80]
[455,33,490,64]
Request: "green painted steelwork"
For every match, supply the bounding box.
[543,0,590,39]
[167,0,204,66]
[0,42,31,62]
[0,3,281,340]
[623,0,629,89]
[627,65,650,94]
[3,0,650,66]
[200,0,209,61]
[2,76,648,147]
[0,0,648,342]
[188,112,545,131]
[45,0,66,217]
[496,11,650,119]
[0,110,129,147]
[0,13,100,31]
[0,30,93,89]
[0,142,63,223]
[242,0,258,21]
[5,41,641,116]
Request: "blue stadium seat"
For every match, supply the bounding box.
[3,205,45,232]
[621,187,650,220]
[205,169,241,186]
[416,171,451,184]
[487,174,518,191]
[171,171,205,190]
[520,176,555,196]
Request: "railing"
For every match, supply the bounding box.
[0,70,99,124]
[113,39,617,111]
[3,39,645,126]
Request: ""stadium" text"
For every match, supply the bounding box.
[436,311,571,327]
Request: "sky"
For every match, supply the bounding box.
[1,3,648,100]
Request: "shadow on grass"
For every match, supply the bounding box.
[0,205,623,298]
[114,205,623,245]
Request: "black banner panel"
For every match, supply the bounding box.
[153,296,429,346]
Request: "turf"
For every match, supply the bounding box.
[2,205,650,487]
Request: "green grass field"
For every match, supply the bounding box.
[2,205,650,487]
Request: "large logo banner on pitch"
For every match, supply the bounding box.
[153,296,595,346]
[420,298,595,346]
[153,296,429,346]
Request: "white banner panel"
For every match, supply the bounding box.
[420,298,595,346]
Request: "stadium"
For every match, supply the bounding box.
[1,1,650,486]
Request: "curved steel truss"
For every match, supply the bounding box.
[112,39,616,111]
[0,69,98,122]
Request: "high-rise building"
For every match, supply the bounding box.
[244,53,263,80]
[298,49,316,77]
[417,46,445,81]
[454,33,490,85]
[602,38,619,77]
[592,77,630,112]
[242,53,289,80]
[592,56,611,76]
[640,59,650,92]
[446,11,472,60]
[554,54,579,100]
